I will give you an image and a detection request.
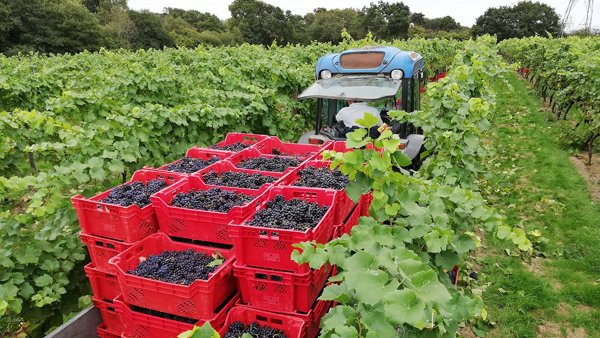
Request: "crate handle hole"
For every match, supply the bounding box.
[255,273,268,280]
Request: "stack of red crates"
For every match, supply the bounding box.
[72,133,374,337]
[72,169,187,337]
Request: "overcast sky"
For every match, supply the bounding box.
[128,0,598,29]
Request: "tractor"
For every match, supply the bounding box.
[298,46,426,163]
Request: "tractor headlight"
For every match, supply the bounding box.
[320,70,332,79]
[391,69,403,80]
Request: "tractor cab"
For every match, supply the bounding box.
[298,46,426,161]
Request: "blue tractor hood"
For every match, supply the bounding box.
[314,46,423,80]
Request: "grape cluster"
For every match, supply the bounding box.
[271,148,310,157]
[165,156,220,173]
[211,142,250,152]
[101,179,167,207]
[447,270,457,284]
[294,166,349,190]
[247,196,328,231]
[237,156,301,172]
[127,249,220,285]
[171,188,253,212]
[203,171,277,189]
[224,321,288,338]
[130,305,196,324]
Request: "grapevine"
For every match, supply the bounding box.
[500,37,600,164]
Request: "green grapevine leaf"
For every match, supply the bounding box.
[383,289,427,327]
[355,113,379,128]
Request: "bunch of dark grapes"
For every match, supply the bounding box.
[101,179,167,207]
[130,305,196,324]
[271,149,311,157]
[447,270,457,284]
[211,142,250,152]
[247,196,328,231]
[224,321,288,338]
[237,156,301,172]
[127,249,220,285]
[294,166,349,190]
[165,156,220,173]
[203,171,277,189]
[171,188,253,212]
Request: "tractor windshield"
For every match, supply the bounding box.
[298,75,401,101]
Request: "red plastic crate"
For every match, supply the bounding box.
[360,192,373,216]
[230,186,336,273]
[315,141,380,160]
[156,147,231,174]
[211,132,270,152]
[97,323,120,338]
[254,136,324,159]
[281,160,355,225]
[334,203,361,238]
[234,262,332,313]
[195,161,285,192]
[115,293,238,338]
[84,263,120,302]
[233,288,333,338]
[314,141,353,160]
[94,298,123,336]
[218,306,305,338]
[71,169,186,242]
[227,148,303,175]
[289,300,333,338]
[151,176,264,244]
[109,233,236,320]
[80,233,135,273]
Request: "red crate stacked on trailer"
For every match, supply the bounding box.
[228,184,336,338]
[156,147,232,175]
[209,132,271,154]
[151,175,265,245]
[71,169,187,336]
[219,306,306,337]
[109,233,239,337]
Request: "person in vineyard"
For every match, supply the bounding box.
[336,99,383,137]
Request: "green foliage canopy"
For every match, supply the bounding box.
[472,1,560,40]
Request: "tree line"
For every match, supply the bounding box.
[0,0,569,55]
